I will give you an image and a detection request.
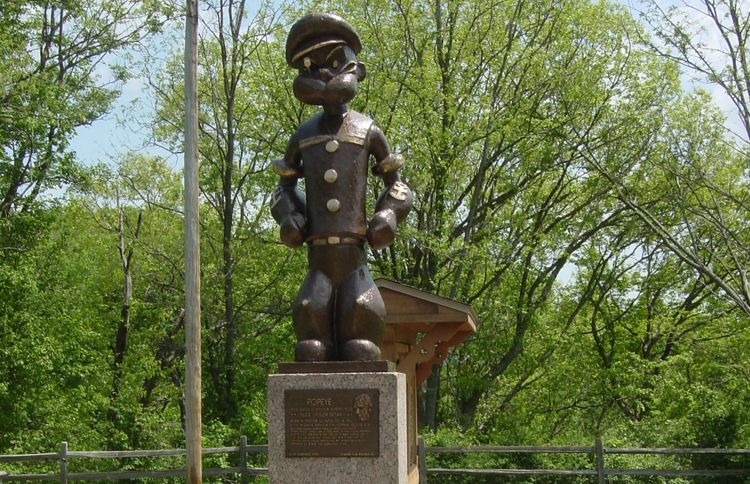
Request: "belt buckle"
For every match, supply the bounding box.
[327,236,341,245]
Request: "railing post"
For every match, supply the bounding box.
[595,437,605,484]
[239,435,248,484]
[60,441,68,484]
[418,436,427,484]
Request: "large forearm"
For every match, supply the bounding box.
[367,173,413,250]
[271,183,305,223]
[271,175,307,248]
[374,171,412,221]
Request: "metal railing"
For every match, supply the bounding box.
[1,437,749,482]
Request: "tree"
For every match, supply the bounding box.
[0,171,186,453]
[592,0,750,317]
[153,1,303,427]
[581,91,750,319]
[0,0,173,218]
[1,0,748,457]
[80,154,186,448]
[313,0,683,429]
[639,0,750,145]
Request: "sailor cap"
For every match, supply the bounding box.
[286,13,362,68]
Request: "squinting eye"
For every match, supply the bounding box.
[332,60,339,69]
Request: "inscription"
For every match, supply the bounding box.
[285,389,379,458]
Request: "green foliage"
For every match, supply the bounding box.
[151,0,302,435]
[1,2,750,482]
[1,207,112,452]
[0,0,173,216]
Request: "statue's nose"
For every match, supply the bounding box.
[318,68,333,82]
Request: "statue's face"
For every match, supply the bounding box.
[292,44,365,107]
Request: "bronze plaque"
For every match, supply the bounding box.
[285,389,380,457]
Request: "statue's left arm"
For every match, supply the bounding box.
[366,124,414,249]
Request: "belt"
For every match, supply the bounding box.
[308,235,364,246]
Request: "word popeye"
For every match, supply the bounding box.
[271,13,413,362]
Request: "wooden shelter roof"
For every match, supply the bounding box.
[375,278,477,384]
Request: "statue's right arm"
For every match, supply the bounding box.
[270,135,307,248]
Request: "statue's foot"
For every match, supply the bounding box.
[341,339,381,361]
[295,339,330,362]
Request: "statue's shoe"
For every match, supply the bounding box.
[341,339,381,361]
[294,339,331,362]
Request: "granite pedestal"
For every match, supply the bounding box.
[268,364,407,484]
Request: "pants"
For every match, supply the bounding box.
[292,244,385,360]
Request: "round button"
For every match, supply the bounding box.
[324,169,338,183]
[325,139,339,152]
[326,198,341,212]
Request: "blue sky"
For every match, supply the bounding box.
[68,28,183,169]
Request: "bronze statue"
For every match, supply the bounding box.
[271,13,413,362]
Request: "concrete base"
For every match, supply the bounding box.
[268,371,407,484]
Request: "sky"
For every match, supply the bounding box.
[629,0,746,141]
[68,29,183,170]
[69,75,163,166]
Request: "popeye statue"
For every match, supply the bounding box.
[271,13,413,362]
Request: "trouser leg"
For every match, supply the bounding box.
[335,264,385,361]
[292,269,335,361]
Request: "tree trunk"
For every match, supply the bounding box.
[421,364,441,430]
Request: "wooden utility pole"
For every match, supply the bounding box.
[184,0,202,482]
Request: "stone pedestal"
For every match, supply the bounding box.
[268,366,407,484]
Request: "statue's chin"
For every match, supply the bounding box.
[293,74,358,106]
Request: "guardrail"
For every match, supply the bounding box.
[0,436,266,482]
[421,437,750,482]
[1,437,749,482]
